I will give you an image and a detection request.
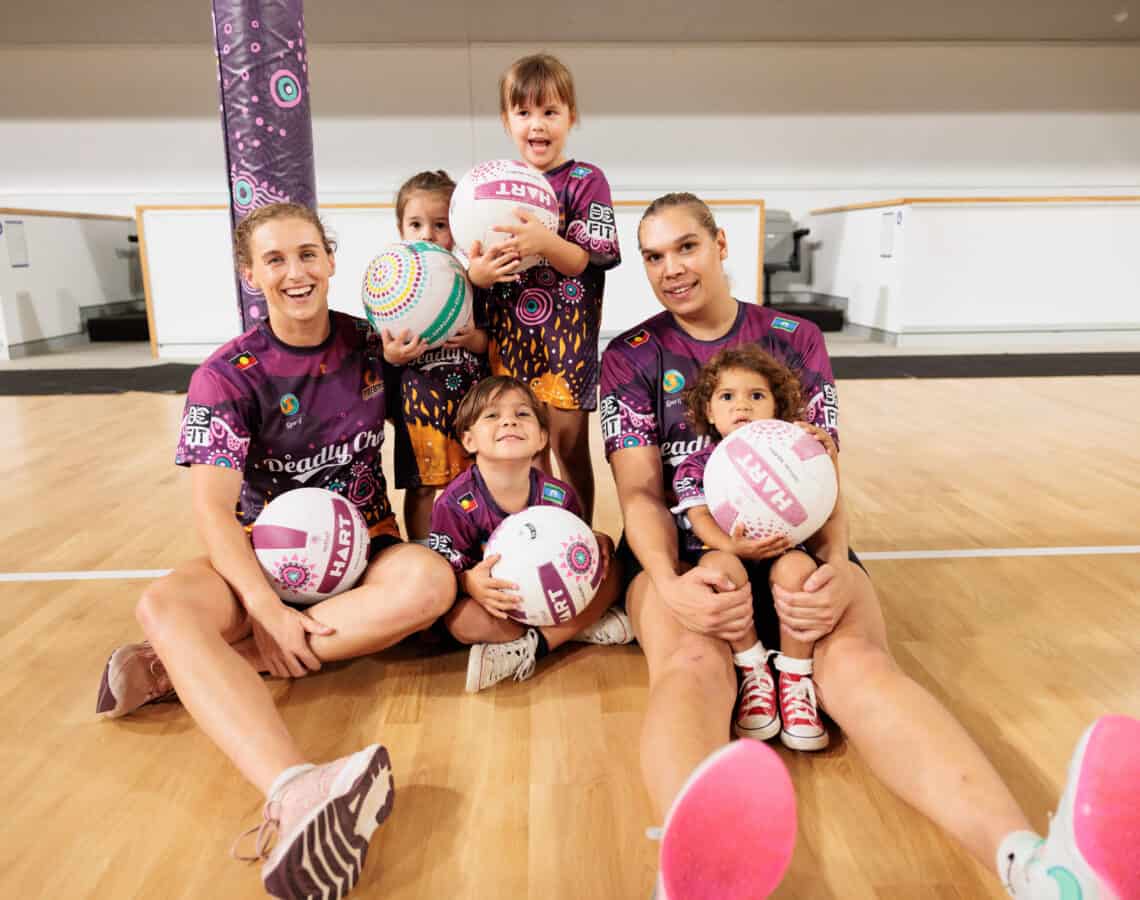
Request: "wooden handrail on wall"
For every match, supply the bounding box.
[0,208,133,222]
[811,195,1140,215]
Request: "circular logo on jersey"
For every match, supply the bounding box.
[279,393,300,416]
[663,369,686,394]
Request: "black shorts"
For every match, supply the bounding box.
[368,532,403,560]
[614,533,867,650]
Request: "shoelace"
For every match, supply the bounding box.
[581,611,628,645]
[231,800,281,863]
[739,659,776,715]
[513,631,539,681]
[486,631,538,684]
[781,676,820,725]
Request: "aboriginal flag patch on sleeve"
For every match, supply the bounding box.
[458,492,479,513]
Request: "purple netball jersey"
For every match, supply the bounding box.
[600,301,840,508]
[485,160,620,411]
[428,465,582,573]
[175,311,399,540]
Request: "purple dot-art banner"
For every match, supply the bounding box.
[212,0,317,330]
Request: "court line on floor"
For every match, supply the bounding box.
[1,545,1139,582]
[859,546,1140,560]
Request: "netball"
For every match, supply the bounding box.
[483,505,601,626]
[250,488,370,604]
[703,420,838,545]
[361,240,473,348]
[449,159,559,270]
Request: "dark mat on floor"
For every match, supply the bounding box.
[833,352,1140,380]
[1,353,1138,395]
[0,364,196,396]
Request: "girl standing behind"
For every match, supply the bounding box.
[484,53,621,522]
[383,170,507,540]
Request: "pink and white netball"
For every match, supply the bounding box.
[449,160,559,270]
[704,420,838,545]
[361,241,473,349]
[484,506,601,627]
[251,488,370,604]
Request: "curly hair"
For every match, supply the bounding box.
[682,344,804,440]
[233,202,335,273]
[395,170,455,227]
[454,375,550,446]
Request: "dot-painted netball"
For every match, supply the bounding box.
[704,420,838,545]
[449,160,559,270]
[361,241,473,349]
[251,488,369,604]
[483,506,601,626]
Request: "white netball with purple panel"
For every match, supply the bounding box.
[484,506,601,627]
[449,160,559,270]
[251,488,370,604]
[704,420,838,546]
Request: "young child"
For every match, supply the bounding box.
[479,53,621,523]
[429,375,631,692]
[382,170,502,541]
[672,345,840,751]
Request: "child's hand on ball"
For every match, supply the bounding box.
[462,554,522,619]
[492,208,552,261]
[380,328,428,365]
[728,521,792,561]
[466,240,520,289]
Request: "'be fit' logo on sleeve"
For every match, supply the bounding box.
[183,405,213,448]
[586,202,616,242]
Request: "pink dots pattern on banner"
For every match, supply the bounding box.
[215,4,315,327]
[270,69,303,108]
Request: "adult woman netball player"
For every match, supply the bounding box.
[601,192,1139,899]
[96,203,456,900]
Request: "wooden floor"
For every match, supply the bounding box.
[2,376,1139,899]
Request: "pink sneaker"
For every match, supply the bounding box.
[1006,715,1140,900]
[775,656,828,752]
[732,644,780,742]
[95,641,177,718]
[236,745,395,900]
[657,741,797,899]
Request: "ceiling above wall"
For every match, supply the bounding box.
[2,0,1139,44]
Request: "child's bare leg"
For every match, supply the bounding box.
[546,405,595,523]
[444,596,525,645]
[698,549,779,741]
[697,550,758,654]
[770,549,829,750]
[403,486,436,542]
[770,550,819,659]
